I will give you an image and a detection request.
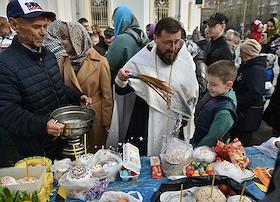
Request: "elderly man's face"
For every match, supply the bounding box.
[10,15,48,48]
[154,30,182,65]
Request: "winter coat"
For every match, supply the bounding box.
[0,36,81,158]
[234,56,266,132]
[60,48,113,151]
[205,36,234,66]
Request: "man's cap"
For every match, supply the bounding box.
[7,0,55,20]
[203,12,228,26]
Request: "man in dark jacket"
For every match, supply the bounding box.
[0,0,91,161]
[203,12,234,66]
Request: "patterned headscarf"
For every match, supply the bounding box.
[66,22,92,71]
[44,20,64,62]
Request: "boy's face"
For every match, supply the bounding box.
[207,74,233,97]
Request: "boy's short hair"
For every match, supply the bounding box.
[207,60,237,83]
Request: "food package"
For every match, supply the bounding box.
[211,161,254,183]
[160,137,193,177]
[227,195,255,202]
[195,186,226,202]
[77,153,95,167]
[150,156,163,179]
[59,165,100,201]
[89,148,122,181]
[0,166,46,194]
[214,139,250,169]
[120,143,141,181]
[51,158,73,181]
[99,191,143,202]
[192,146,216,163]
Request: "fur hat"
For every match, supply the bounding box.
[240,39,261,57]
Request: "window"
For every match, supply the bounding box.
[90,0,108,27]
[154,0,169,23]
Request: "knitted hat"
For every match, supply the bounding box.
[240,39,261,57]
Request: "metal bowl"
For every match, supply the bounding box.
[50,105,95,139]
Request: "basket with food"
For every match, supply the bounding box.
[160,138,193,177]
[58,165,101,201]
[152,175,257,202]
[89,148,122,181]
[15,156,52,172]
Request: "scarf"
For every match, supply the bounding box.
[66,22,92,71]
[147,23,155,40]
[43,20,64,62]
[267,17,280,43]
[113,6,148,46]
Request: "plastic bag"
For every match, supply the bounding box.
[254,137,279,160]
[59,165,100,201]
[51,158,73,181]
[192,146,216,163]
[211,161,254,183]
[160,137,193,176]
[89,149,122,181]
[99,191,143,202]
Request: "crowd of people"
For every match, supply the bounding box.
[1,0,280,200]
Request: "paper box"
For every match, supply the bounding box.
[0,166,46,193]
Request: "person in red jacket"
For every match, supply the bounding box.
[251,20,263,42]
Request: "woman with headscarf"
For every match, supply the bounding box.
[267,17,280,43]
[145,23,155,41]
[106,5,148,83]
[251,19,263,43]
[0,16,13,52]
[58,22,113,152]
[262,17,280,53]
[43,19,65,62]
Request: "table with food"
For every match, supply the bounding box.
[0,136,278,202]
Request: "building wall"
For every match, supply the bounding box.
[0,0,202,34]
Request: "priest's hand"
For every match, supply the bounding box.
[47,119,65,136]
[118,68,130,81]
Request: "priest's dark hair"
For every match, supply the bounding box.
[154,17,182,37]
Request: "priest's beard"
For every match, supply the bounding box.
[156,44,182,65]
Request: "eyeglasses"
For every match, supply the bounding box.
[160,39,182,48]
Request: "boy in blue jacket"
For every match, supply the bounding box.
[191,60,238,147]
